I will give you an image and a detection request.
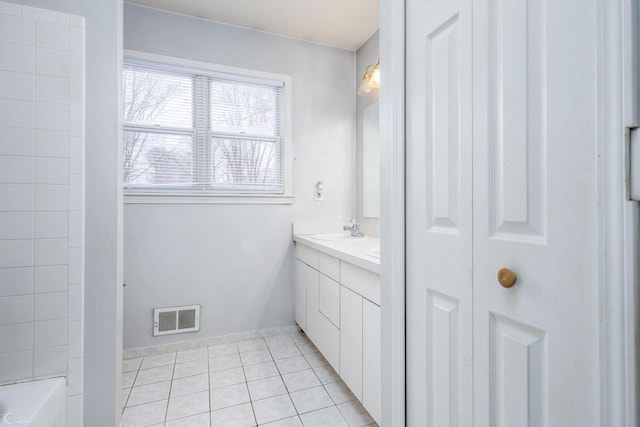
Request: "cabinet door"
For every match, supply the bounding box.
[316,311,340,372]
[294,259,313,331]
[318,274,340,327]
[362,299,381,425]
[339,285,363,400]
[303,262,320,342]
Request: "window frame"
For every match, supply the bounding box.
[122,50,294,205]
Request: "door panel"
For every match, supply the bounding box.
[406,0,473,423]
[473,0,600,425]
[490,314,546,427]
[427,291,461,426]
[487,0,546,240]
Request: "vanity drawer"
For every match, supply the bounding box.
[341,262,380,306]
[296,244,319,269]
[319,274,340,328]
[318,252,340,281]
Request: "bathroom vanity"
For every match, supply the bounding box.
[293,232,381,424]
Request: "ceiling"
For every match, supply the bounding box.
[125,0,379,51]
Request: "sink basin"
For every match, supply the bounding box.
[365,247,380,258]
[311,233,367,241]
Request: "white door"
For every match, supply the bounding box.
[406,0,601,425]
[472,0,600,424]
[406,0,474,424]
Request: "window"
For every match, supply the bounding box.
[123,54,290,199]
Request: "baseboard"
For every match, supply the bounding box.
[123,324,301,359]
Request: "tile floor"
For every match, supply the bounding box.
[122,331,379,427]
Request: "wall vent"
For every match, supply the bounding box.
[153,305,200,336]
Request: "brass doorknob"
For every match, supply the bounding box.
[497,268,517,288]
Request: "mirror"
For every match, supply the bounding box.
[362,102,380,219]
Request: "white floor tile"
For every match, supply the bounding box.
[141,352,176,369]
[171,373,209,398]
[166,390,209,421]
[294,340,318,355]
[211,402,256,427]
[123,357,142,373]
[248,376,288,401]
[122,371,137,389]
[265,335,294,348]
[209,342,238,358]
[304,352,329,368]
[210,367,246,389]
[210,353,242,372]
[269,344,302,360]
[237,338,267,352]
[313,365,341,385]
[274,356,310,375]
[121,333,377,427]
[122,400,167,427]
[290,332,311,344]
[135,365,174,387]
[243,360,279,381]
[299,406,349,427]
[252,394,297,425]
[174,359,209,379]
[210,382,250,411]
[164,412,211,427]
[289,385,334,414]
[176,347,209,364]
[127,381,171,406]
[281,370,321,393]
[260,416,303,426]
[324,382,357,405]
[338,400,375,427]
[240,349,273,366]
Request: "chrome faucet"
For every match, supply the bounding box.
[343,221,364,237]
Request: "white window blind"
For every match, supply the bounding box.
[123,59,285,194]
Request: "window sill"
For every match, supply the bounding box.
[124,193,295,205]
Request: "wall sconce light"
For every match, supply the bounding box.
[357,59,380,96]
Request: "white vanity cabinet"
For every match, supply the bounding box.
[294,240,381,425]
[294,245,341,372]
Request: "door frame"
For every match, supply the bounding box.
[387,0,639,425]
[379,0,406,425]
[600,0,639,425]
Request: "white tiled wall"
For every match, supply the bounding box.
[0,1,84,424]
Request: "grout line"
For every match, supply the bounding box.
[30,28,36,379]
[206,345,212,426]
[162,354,176,423]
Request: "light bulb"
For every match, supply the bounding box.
[368,64,380,89]
[357,76,373,95]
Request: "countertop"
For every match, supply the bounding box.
[293,234,380,274]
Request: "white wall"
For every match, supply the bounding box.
[1,1,122,426]
[123,4,355,349]
[0,0,85,395]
